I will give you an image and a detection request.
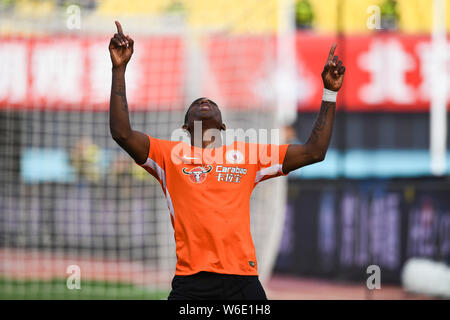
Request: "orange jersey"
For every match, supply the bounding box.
[138,135,289,276]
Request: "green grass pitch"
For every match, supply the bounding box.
[0,277,169,300]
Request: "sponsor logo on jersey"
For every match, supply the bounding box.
[182,165,213,184]
[215,165,247,183]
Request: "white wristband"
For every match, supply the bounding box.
[322,88,338,102]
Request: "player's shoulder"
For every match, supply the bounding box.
[148,135,181,146]
[150,136,191,157]
[230,140,278,152]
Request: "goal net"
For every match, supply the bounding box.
[0,0,294,299]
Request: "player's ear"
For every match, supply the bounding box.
[220,123,226,131]
[182,124,188,131]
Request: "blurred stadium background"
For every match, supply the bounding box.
[0,0,449,300]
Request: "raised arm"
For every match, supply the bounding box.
[282,43,346,174]
[109,21,149,165]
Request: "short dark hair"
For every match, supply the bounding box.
[184,104,194,125]
[184,109,190,125]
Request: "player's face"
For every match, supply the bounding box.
[184,97,224,130]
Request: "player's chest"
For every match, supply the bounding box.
[168,162,255,187]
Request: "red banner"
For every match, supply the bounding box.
[0,33,448,112]
[0,36,184,111]
[294,33,449,111]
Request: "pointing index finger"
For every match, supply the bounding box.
[327,43,337,62]
[115,20,123,35]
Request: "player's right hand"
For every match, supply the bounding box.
[109,21,134,70]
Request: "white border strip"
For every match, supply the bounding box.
[255,164,283,184]
[142,158,175,221]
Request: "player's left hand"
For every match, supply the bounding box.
[321,43,346,92]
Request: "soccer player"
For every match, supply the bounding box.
[109,21,345,300]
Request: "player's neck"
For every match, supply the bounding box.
[190,137,223,149]
[190,129,223,149]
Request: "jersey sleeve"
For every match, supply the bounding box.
[254,143,290,185]
[137,134,168,183]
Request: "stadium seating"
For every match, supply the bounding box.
[2,0,450,34]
